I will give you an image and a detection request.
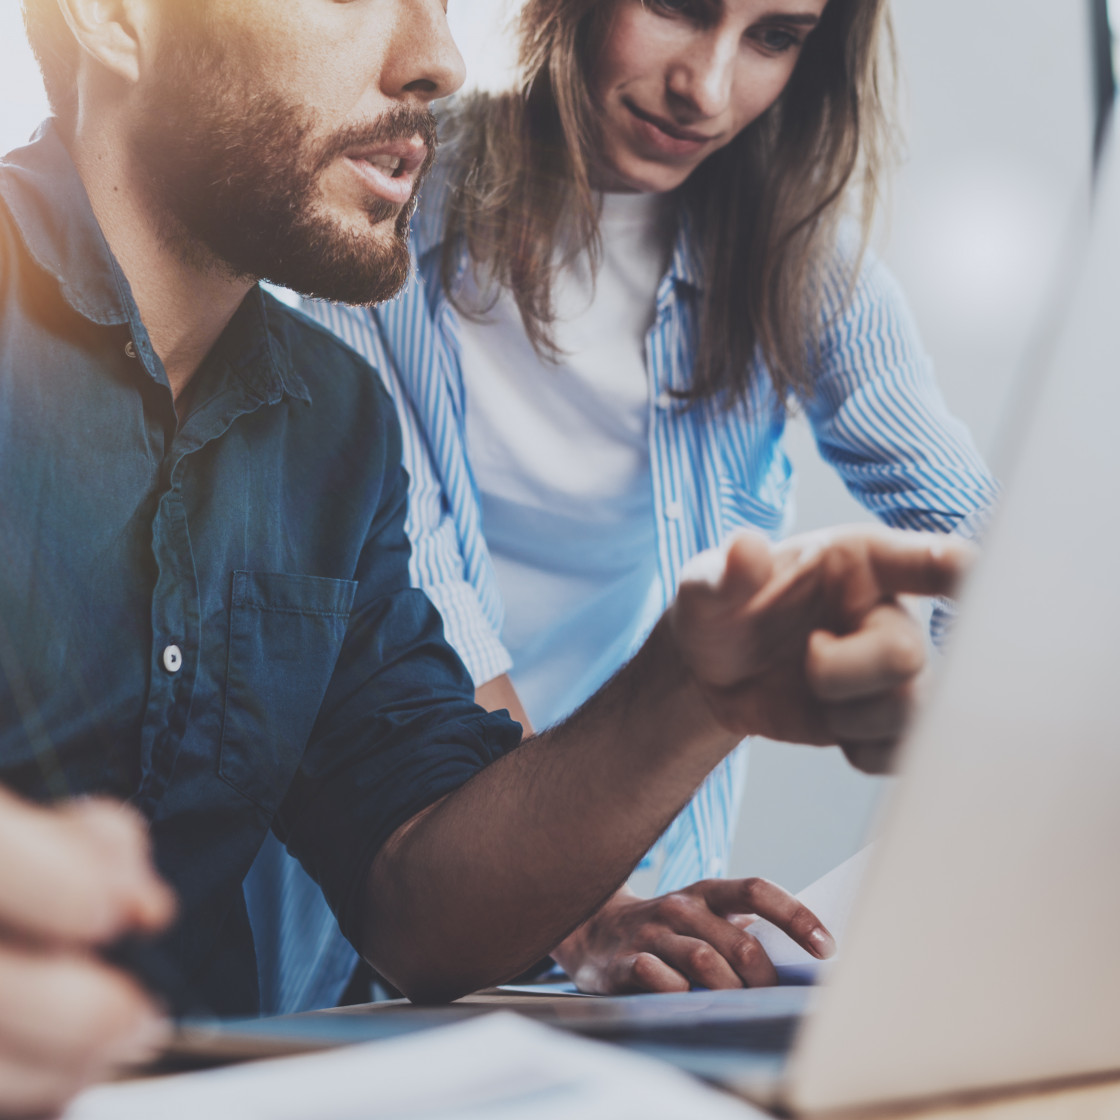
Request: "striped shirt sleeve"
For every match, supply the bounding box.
[805,248,999,533]
[298,297,513,686]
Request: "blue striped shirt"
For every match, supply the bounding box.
[302,195,998,895]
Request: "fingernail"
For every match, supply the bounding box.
[808,928,836,959]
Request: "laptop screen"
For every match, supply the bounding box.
[1092,0,1117,160]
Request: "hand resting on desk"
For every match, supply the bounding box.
[0,788,175,1119]
[552,878,833,994]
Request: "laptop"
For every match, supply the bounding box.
[495,110,1120,1113]
[190,84,1120,1120]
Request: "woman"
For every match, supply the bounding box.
[301,0,996,996]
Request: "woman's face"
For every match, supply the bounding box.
[588,0,830,193]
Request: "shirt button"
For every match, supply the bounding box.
[665,500,684,521]
[655,391,674,410]
[124,340,138,360]
[162,644,183,673]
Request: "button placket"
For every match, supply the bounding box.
[136,486,199,811]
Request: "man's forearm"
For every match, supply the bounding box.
[360,619,736,1002]
[359,529,968,1002]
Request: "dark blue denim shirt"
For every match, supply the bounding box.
[0,123,520,1015]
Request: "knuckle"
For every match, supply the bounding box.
[741,876,770,900]
[685,944,718,973]
[629,953,664,989]
[730,935,762,971]
[657,894,694,923]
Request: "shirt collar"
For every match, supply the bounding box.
[664,203,705,292]
[256,289,313,405]
[0,119,131,327]
[0,120,310,406]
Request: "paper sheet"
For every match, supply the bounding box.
[747,844,875,973]
[65,1012,767,1120]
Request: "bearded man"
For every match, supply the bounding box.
[0,1,967,1114]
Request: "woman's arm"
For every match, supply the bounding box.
[806,247,999,534]
[475,675,534,734]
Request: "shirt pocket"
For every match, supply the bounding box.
[716,440,796,539]
[219,571,358,812]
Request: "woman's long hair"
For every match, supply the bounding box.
[441,0,896,407]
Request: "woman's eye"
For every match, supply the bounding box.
[752,27,802,54]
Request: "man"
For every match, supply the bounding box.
[0,0,967,1114]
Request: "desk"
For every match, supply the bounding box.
[328,992,1120,1120]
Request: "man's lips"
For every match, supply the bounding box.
[344,138,428,207]
[623,100,719,156]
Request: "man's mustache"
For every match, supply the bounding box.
[314,105,439,183]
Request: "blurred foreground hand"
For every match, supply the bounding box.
[670,526,973,773]
[0,787,175,1118]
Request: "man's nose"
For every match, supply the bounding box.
[384,0,467,103]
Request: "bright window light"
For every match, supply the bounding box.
[0,8,49,156]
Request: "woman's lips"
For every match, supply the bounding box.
[623,100,717,158]
[344,140,427,207]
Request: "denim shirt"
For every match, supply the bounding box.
[0,123,520,1015]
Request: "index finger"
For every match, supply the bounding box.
[856,531,975,601]
[701,878,835,960]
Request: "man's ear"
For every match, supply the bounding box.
[55,0,156,87]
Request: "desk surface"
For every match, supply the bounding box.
[165,991,1120,1120]
[337,992,1120,1120]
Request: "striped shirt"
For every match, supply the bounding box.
[302,192,998,895]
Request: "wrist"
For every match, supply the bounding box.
[552,885,638,975]
[642,616,743,752]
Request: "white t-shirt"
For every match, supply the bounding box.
[458,192,671,728]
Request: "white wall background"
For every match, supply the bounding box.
[0,2,1099,892]
[0,7,50,154]
[734,0,1094,891]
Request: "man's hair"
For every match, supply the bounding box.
[22,0,79,124]
[440,0,897,408]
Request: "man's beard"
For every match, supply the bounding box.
[130,37,436,306]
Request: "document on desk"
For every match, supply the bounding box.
[747,844,874,977]
[65,1012,767,1120]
